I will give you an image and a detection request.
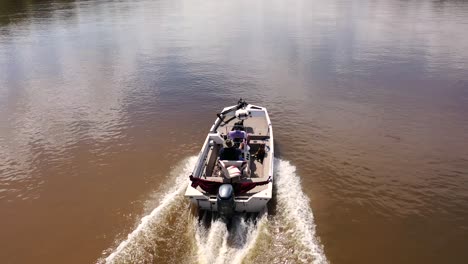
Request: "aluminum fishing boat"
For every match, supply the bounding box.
[185,99,274,218]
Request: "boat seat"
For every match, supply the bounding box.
[218,160,247,179]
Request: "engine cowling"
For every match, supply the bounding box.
[217,184,235,218]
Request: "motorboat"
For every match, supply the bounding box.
[185,99,274,219]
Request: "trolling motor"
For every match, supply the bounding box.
[217,184,236,218]
[215,99,249,129]
[237,98,248,109]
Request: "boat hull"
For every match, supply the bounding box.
[185,102,274,215]
[186,187,272,213]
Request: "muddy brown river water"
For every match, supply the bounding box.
[1,0,468,263]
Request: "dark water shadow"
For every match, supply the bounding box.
[0,0,77,26]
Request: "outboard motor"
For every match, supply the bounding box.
[217,184,236,218]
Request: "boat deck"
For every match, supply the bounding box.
[194,115,272,197]
[197,149,270,197]
[185,103,274,212]
[216,115,270,137]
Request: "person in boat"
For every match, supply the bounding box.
[228,124,248,151]
[228,127,247,141]
[219,138,242,160]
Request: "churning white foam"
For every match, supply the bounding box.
[102,157,327,264]
[103,156,198,263]
[194,211,267,264]
[273,158,328,264]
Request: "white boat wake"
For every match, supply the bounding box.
[100,157,327,264]
[194,211,267,264]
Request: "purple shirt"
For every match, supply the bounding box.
[228,130,247,140]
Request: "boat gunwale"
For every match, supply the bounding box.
[185,102,274,208]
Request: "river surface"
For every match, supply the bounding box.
[1,0,468,263]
